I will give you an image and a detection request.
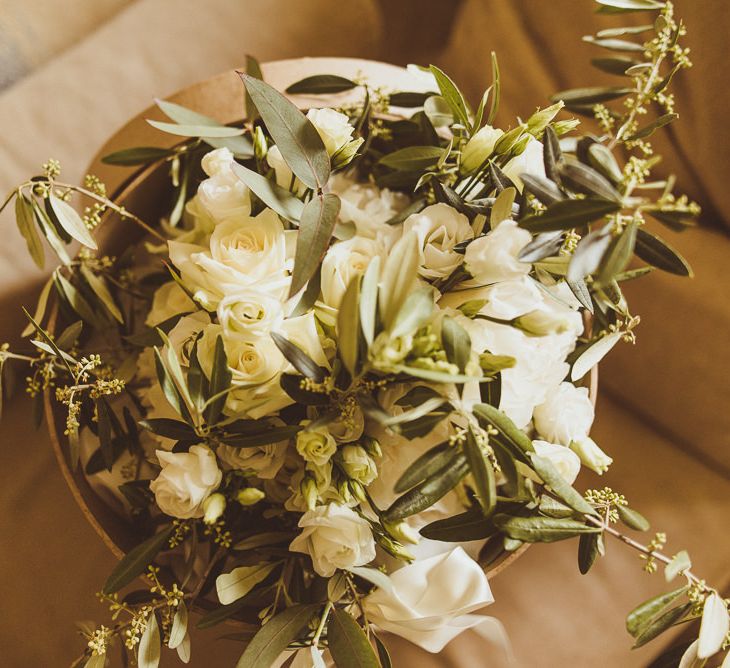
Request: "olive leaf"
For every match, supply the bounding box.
[147,119,244,138]
[379,145,444,171]
[626,586,689,637]
[551,86,633,106]
[634,228,692,276]
[48,194,97,249]
[286,74,357,95]
[568,225,613,282]
[80,265,123,323]
[429,65,471,130]
[617,505,650,531]
[494,514,601,543]
[337,275,362,377]
[633,604,692,648]
[626,112,678,141]
[204,335,231,425]
[238,73,330,190]
[138,612,161,668]
[591,56,640,75]
[519,198,621,233]
[102,146,176,166]
[394,442,452,493]
[289,192,341,297]
[328,608,381,668]
[530,454,598,516]
[582,36,647,52]
[379,231,420,330]
[472,403,534,457]
[271,331,327,382]
[578,532,604,574]
[698,593,730,659]
[15,195,44,268]
[168,601,188,649]
[359,257,380,346]
[597,220,637,285]
[420,509,497,542]
[464,427,496,516]
[570,331,622,381]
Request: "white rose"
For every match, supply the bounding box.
[320,235,387,308]
[329,173,408,241]
[198,147,251,220]
[531,439,581,485]
[217,288,285,340]
[289,503,376,577]
[285,460,335,512]
[296,425,337,466]
[463,219,532,286]
[150,445,222,519]
[327,405,365,443]
[502,136,546,191]
[533,382,594,445]
[460,125,504,173]
[145,281,195,326]
[340,445,377,485]
[402,203,473,280]
[570,436,613,475]
[306,108,355,156]
[168,207,291,309]
[217,441,288,479]
[362,547,494,653]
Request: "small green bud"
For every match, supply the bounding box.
[460,125,504,173]
[479,352,516,372]
[512,309,573,337]
[526,101,565,136]
[457,299,488,318]
[553,118,581,136]
[300,476,318,511]
[494,124,527,155]
[236,487,266,507]
[384,520,420,545]
[203,493,226,524]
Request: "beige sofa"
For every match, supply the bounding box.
[0,1,728,666]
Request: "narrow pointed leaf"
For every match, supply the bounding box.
[286,74,357,94]
[328,608,380,668]
[15,195,44,268]
[49,194,97,249]
[138,613,161,668]
[634,228,692,276]
[103,525,174,594]
[216,563,278,605]
[626,586,688,637]
[519,198,621,233]
[147,119,243,138]
[464,427,496,516]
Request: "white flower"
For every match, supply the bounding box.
[340,445,377,485]
[463,219,532,286]
[217,288,285,340]
[198,147,251,220]
[320,235,387,309]
[329,173,408,241]
[327,405,365,443]
[533,382,594,445]
[217,441,288,479]
[289,503,376,577]
[168,207,291,309]
[502,136,546,191]
[362,547,494,653]
[266,144,297,191]
[513,309,575,337]
[306,108,355,156]
[570,436,613,475]
[150,445,222,519]
[145,281,194,327]
[402,203,473,280]
[460,125,504,173]
[531,439,581,485]
[296,425,338,466]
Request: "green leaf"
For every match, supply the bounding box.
[591,56,640,75]
[578,532,604,574]
[464,427,496,516]
[424,95,454,128]
[239,73,330,190]
[598,221,637,285]
[55,273,99,326]
[571,331,622,381]
[588,143,624,183]
[634,228,692,276]
[519,198,621,233]
[234,531,292,551]
[390,92,433,107]
[530,454,597,516]
[235,604,320,668]
[230,162,304,222]
[217,563,278,605]
[289,192,340,298]
[582,36,647,52]
[96,398,114,472]
[168,601,188,649]
[595,0,665,10]
[633,603,692,648]
[138,612,161,668]
[429,65,471,130]
[542,125,562,183]
[48,194,97,249]
[393,365,481,385]
[626,586,688,637]
[420,509,497,542]
[374,635,393,668]
[139,418,196,440]
[15,195,44,269]
[147,119,244,138]
[665,550,691,582]
[359,257,380,347]
[472,403,534,457]
[102,146,175,166]
[80,265,123,323]
[441,316,471,374]
[394,442,452,493]
[567,227,612,282]
[337,276,361,377]
[559,158,622,201]
[286,74,357,94]
[222,425,301,448]
[379,145,444,171]
[625,113,678,141]
[271,331,326,382]
[494,514,600,543]
[204,335,232,425]
[384,453,469,522]
[617,504,650,531]
[490,187,516,228]
[487,51,500,125]
[551,86,633,106]
[379,231,419,330]
[390,288,434,339]
[103,525,174,594]
[328,608,380,668]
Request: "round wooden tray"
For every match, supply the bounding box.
[45,57,599,580]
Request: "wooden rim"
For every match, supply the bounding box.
[45,58,600,585]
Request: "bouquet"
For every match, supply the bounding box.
[1,1,727,666]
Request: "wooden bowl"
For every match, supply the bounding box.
[44,58,599,578]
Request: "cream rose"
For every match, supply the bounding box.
[217,441,288,479]
[296,425,337,466]
[320,235,387,308]
[217,288,285,340]
[306,108,355,156]
[531,439,581,485]
[150,445,222,519]
[533,382,594,445]
[198,147,251,220]
[339,445,377,485]
[402,203,473,280]
[145,281,195,327]
[362,547,495,653]
[289,503,376,577]
[168,207,291,309]
[463,219,532,286]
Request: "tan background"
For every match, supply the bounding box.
[0,1,728,666]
